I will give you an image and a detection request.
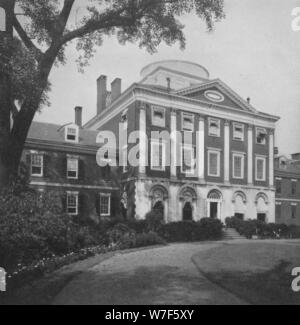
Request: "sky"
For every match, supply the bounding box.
[35,0,300,156]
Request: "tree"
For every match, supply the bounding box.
[0,0,225,186]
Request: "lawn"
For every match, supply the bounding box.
[192,240,300,305]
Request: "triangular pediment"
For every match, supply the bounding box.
[175,79,257,113]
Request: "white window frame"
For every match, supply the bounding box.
[232,152,245,179]
[208,118,221,137]
[255,156,266,181]
[181,145,195,176]
[181,113,194,132]
[207,149,221,177]
[151,105,166,127]
[67,192,79,215]
[99,193,111,216]
[256,127,267,145]
[31,153,44,177]
[151,139,166,171]
[67,157,79,179]
[233,123,244,141]
[65,125,79,143]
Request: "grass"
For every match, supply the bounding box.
[192,241,300,305]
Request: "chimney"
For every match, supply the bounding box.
[111,78,122,102]
[74,106,82,127]
[247,97,251,104]
[97,75,107,115]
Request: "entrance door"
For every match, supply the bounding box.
[210,202,218,219]
[183,202,193,221]
[153,201,164,217]
[257,213,266,222]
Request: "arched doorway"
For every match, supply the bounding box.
[149,185,169,221]
[183,202,193,221]
[153,200,164,217]
[207,189,222,219]
[232,191,247,220]
[255,193,268,222]
[179,186,197,221]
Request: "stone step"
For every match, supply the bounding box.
[222,228,246,240]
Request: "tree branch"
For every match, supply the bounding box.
[12,15,43,61]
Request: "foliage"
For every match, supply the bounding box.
[105,223,137,249]
[135,231,166,248]
[225,217,300,239]
[145,210,165,232]
[159,219,223,242]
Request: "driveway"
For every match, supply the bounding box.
[53,242,248,305]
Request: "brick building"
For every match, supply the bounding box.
[22,106,120,221]
[85,60,280,223]
[275,154,300,225]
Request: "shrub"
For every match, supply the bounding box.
[287,225,300,239]
[145,210,165,232]
[105,223,137,249]
[159,218,223,242]
[135,232,166,248]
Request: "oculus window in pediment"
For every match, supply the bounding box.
[204,90,225,103]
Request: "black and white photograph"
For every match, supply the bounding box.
[0,0,300,308]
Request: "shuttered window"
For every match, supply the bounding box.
[181,145,195,175]
[256,157,266,181]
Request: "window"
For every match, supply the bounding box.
[255,156,266,181]
[232,153,244,179]
[208,118,220,137]
[256,127,267,145]
[181,145,195,175]
[67,192,78,215]
[31,153,43,177]
[275,202,281,218]
[291,204,297,219]
[182,113,194,132]
[0,8,6,32]
[276,179,282,194]
[151,106,165,127]
[233,123,244,141]
[292,180,297,195]
[100,193,111,216]
[208,150,220,177]
[151,139,165,171]
[67,158,78,179]
[65,126,79,142]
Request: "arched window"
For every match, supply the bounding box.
[207,189,222,200]
[0,7,6,32]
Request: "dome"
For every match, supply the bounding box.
[140,60,210,80]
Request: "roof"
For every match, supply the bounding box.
[27,121,98,147]
[275,156,300,177]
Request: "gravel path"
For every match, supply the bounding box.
[53,242,248,305]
